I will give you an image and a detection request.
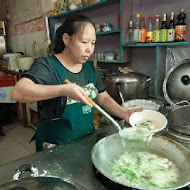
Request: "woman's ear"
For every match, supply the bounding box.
[62,33,70,46]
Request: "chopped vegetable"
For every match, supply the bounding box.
[109,151,180,190]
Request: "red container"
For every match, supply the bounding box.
[0,75,15,87]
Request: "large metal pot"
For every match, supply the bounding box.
[105,72,150,104]
[91,134,190,190]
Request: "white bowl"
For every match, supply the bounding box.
[129,110,167,132]
[123,99,160,111]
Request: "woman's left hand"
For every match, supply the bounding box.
[122,108,143,123]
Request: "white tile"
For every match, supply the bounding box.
[0,121,36,166]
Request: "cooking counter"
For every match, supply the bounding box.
[0,125,119,189]
[0,124,189,189]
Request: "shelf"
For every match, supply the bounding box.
[96,29,120,36]
[88,59,121,63]
[122,41,190,48]
[49,0,108,19]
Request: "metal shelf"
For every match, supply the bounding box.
[49,0,108,19]
[96,29,120,36]
[122,41,190,48]
[88,59,121,63]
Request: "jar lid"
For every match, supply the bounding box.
[163,59,190,107]
[105,72,150,83]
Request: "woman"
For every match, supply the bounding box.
[11,15,141,151]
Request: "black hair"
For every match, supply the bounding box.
[53,14,95,54]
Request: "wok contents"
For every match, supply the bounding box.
[119,127,153,143]
[109,151,180,190]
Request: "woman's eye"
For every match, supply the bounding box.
[82,41,87,44]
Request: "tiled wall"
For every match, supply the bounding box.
[7,0,54,58]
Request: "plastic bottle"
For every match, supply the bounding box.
[160,14,167,42]
[167,12,175,42]
[146,16,153,43]
[153,15,160,42]
[126,21,133,44]
[132,13,141,43]
[175,9,186,41]
[139,16,147,43]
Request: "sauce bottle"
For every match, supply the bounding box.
[153,15,160,42]
[175,9,186,41]
[139,16,147,43]
[146,16,153,43]
[160,14,167,42]
[167,12,175,42]
[132,13,141,43]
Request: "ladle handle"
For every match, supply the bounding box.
[64,79,96,107]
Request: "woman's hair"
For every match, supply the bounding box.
[53,14,95,54]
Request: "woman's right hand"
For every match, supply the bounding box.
[63,83,93,107]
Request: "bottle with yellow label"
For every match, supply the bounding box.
[160,14,167,42]
[153,15,160,42]
[146,16,153,43]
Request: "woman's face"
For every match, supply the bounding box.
[67,23,96,64]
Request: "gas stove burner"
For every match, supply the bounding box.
[161,127,190,147]
[93,166,190,190]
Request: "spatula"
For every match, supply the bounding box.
[64,79,122,131]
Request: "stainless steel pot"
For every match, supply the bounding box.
[105,72,150,104]
[91,134,190,190]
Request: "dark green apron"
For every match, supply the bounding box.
[35,57,98,151]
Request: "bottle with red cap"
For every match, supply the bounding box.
[139,16,147,43]
[146,16,153,43]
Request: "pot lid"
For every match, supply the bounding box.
[163,59,190,107]
[105,72,150,83]
[0,177,86,190]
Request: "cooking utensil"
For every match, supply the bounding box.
[0,164,86,190]
[105,72,150,104]
[91,134,190,190]
[64,79,122,131]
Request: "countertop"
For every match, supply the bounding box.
[0,124,189,189]
[0,124,119,189]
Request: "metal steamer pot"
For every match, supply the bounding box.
[91,134,190,190]
[0,164,86,190]
[105,72,150,104]
[163,59,190,136]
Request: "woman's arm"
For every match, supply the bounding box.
[97,91,142,123]
[10,78,93,106]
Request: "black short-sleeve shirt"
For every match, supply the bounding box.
[22,56,105,121]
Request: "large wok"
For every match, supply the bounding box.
[91,134,190,190]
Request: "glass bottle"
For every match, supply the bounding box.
[146,16,153,43]
[175,9,186,41]
[160,14,167,42]
[126,21,133,44]
[153,15,160,42]
[132,13,141,43]
[139,16,147,43]
[167,12,175,42]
